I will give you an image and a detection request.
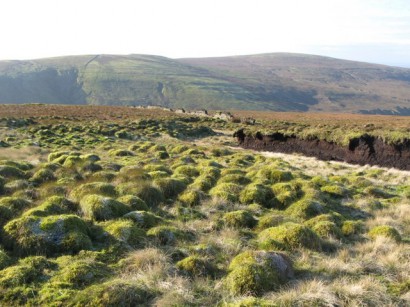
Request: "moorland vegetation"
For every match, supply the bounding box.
[0,105,408,305]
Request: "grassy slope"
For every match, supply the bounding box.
[0,53,410,113]
[179,53,410,113]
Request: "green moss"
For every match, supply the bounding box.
[170,144,189,154]
[0,165,26,179]
[0,205,13,226]
[320,185,347,197]
[109,149,134,157]
[24,196,77,217]
[258,222,321,250]
[311,221,343,239]
[257,213,287,230]
[0,256,54,287]
[210,182,242,203]
[62,155,83,168]
[218,174,251,185]
[100,219,145,247]
[80,194,131,221]
[153,178,187,198]
[368,225,401,242]
[117,195,149,211]
[225,251,293,295]
[191,174,217,191]
[30,168,56,184]
[223,297,275,307]
[256,167,293,184]
[70,279,154,306]
[0,249,11,270]
[239,183,275,207]
[176,255,215,276]
[70,182,117,201]
[178,189,204,206]
[285,198,323,220]
[148,170,169,179]
[341,220,366,237]
[173,165,200,177]
[80,154,101,163]
[223,210,257,228]
[304,213,344,228]
[52,257,112,288]
[147,226,190,245]
[0,197,31,212]
[272,181,302,207]
[3,214,92,256]
[143,164,172,174]
[123,211,163,228]
[127,182,164,207]
[48,151,70,162]
[364,186,392,198]
[4,179,29,193]
[91,170,117,182]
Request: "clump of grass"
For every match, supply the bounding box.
[123,210,163,228]
[0,256,55,287]
[176,255,216,277]
[24,196,77,217]
[222,210,257,228]
[239,183,275,207]
[70,182,117,201]
[258,222,322,250]
[210,182,242,203]
[225,250,293,295]
[70,279,155,306]
[3,214,92,256]
[99,219,145,247]
[79,194,131,221]
[368,225,401,242]
[117,195,149,211]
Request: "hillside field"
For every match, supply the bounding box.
[1,53,410,114]
[0,105,409,306]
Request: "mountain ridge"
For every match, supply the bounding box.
[0,52,409,114]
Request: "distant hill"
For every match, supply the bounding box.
[0,53,410,114]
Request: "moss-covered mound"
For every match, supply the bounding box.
[71,279,155,306]
[311,221,343,239]
[123,211,163,228]
[0,256,54,287]
[225,250,293,295]
[147,226,191,245]
[222,210,257,228]
[3,214,92,256]
[0,249,11,270]
[116,195,149,211]
[24,196,77,217]
[258,222,322,250]
[285,197,324,219]
[70,182,117,201]
[79,194,131,221]
[239,183,275,207]
[52,256,112,288]
[178,189,204,207]
[99,220,145,247]
[153,177,187,198]
[176,255,215,276]
[368,225,401,242]
[209,182,242,203]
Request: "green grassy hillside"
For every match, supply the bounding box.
[0,53,410,113]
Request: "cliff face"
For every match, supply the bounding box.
[234,129,410,170]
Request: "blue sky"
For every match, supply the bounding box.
[1,0,409,67]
